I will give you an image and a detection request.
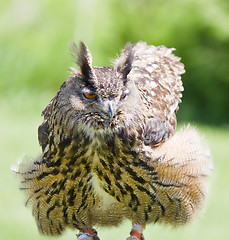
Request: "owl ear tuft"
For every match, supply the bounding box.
[115,43,134,83]
[70,41,95,81]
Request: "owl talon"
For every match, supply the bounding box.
[77,228,100,240]
[77,233,100,240]
[127,224,145,240]
[126,237,141,240]
[77,233,92,240]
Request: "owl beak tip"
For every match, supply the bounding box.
[108,103,114,122]
[103,102,114,129]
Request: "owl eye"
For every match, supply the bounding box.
[120,89,129,100]
[83,92,97,100]
[120,93,126,100]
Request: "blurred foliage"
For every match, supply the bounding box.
[0,0,229,124]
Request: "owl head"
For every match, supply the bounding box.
[55,42,144,135]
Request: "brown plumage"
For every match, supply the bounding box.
[14,42,212,240]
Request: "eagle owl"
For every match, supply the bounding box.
[15,42,212,240]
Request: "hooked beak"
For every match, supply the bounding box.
[104,101,114,128]
[108,103,114,122]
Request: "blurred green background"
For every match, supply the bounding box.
[0,0,229,240]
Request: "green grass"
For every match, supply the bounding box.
[1,92,229,240]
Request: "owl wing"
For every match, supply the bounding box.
[115,42,185,145]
